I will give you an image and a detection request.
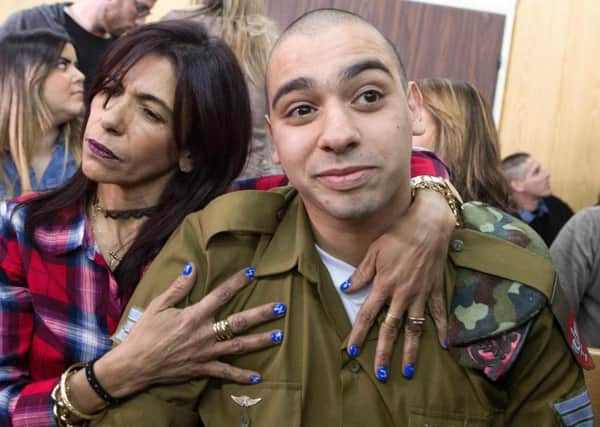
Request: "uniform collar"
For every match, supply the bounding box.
[253,192,321,284]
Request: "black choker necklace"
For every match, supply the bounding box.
[93,199,159,220]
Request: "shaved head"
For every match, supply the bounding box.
[267,8,408,103]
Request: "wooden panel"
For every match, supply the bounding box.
[265,1,504,107]
[332,1,505,106]
[499,0,600,211]
[264,0,332,30]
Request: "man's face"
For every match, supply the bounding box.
[266,24,422,224]
[513,157,552,198]
[103,0,155,36]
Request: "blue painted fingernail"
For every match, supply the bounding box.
[249,375,262,384]
[182,262,193,276]
[376,366,389,383]
[443,339,449,350]
[271,330,284,343]
[339,278,352,292]
[403,363,415,379]
[245,267,256,279]
[348,345,360,358]
[273,303,287,317]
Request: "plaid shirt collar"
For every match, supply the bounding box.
[27,200,94,258]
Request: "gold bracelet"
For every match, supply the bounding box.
[410,176,463,227]
[51,363,100,427]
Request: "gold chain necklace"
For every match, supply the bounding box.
[90,199,138,270]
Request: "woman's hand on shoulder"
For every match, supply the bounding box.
[96,265,285,397]
[344,190,455,381]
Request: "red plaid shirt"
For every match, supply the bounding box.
[0,149,447,426]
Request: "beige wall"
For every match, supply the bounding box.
[0,0,51,20]
[499,0,600,211]
[2,1,599,210]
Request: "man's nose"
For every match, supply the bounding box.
[317,102,360,153]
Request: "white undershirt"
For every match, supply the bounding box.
[315,245,372,324]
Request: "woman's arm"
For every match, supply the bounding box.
[345,149,456,380]
[346,190,455,379]
[66,266,285,416]
[0,209,59,427]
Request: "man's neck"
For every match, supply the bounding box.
[66,1,109,38]
[514,193,541,212]
[306,193,411,267]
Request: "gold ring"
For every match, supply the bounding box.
[383,313,403,329]
[405,316,426,334]
[213,319,234,342]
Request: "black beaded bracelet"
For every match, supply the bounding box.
[85,359,122,405]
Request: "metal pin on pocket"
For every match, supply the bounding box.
[231,395,262,427]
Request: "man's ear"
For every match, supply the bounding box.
[178,149,193,173]
[406,81,425,136]
[509,179,523,193]
[265,114,281,164]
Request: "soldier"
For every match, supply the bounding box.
[94,8,592,426]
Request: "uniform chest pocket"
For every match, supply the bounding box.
[409,411,497,427]
[199,381,302,427]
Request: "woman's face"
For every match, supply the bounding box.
[42,43,85,125]
[411,104,438,154]
[82,54,183,198]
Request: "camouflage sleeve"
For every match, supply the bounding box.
[92,216,210,426]
[503,306,590,426]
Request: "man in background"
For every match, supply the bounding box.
[502,152,573,246]
[551,206,600,347]
[0,0,156,90]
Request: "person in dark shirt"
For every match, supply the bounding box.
[0,0,156,91]
[502,152,573,245]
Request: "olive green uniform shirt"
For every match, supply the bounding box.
[94,189,587,427]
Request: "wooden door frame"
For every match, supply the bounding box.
[409,0,517,126]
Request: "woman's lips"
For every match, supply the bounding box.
[316,167,374,191]
[87,138,119,160]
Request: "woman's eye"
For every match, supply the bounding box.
[356,89,383,104]
[143,107,163,123]
[56,60,68,70]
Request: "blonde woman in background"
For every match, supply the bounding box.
[412,78,511,210]
[0,29,84,199]
[164,0,281,178]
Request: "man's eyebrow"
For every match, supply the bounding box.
[271,77,314,110]
[136,93,173,116]
[339,59,393,81]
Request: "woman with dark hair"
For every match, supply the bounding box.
[0,20,456,427]
[0,20,285,426]
[0,29,83,199]
[164,0,282,178]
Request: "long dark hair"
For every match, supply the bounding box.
[22,20,252,295]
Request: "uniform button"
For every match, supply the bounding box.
[450,239,464,252]
[348,360,361,373]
